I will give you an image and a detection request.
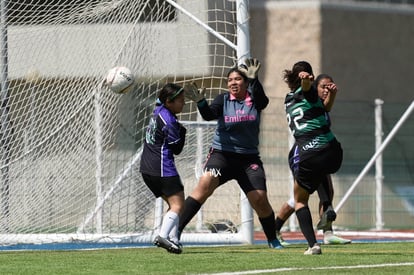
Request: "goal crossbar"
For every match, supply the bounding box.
[165,0,237,50]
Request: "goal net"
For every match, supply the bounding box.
[0,0,253,246]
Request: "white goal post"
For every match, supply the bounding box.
[0,0,254,246]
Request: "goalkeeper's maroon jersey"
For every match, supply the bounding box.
[140,104,186,177]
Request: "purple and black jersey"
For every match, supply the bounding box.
[140,104,186,177]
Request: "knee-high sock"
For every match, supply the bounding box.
[275,217,286,232]
[259,211,276,242]
[159,211,178,239]
[168,218,179,244]
[296,206,317,247]
[178,196,202,238]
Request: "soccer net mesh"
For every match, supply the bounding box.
[0,0,248,245]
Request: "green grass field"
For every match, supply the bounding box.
[0,242,413,274]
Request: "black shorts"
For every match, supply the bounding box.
[141,174,184,198]
[289,140,342,194]
[203,148,267,194]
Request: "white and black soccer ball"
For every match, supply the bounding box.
[105,66,135,94]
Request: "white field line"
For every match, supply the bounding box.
[335,231,414,238]
[202,262,414,275]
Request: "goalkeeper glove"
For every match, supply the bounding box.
[184,82,205,103]
[238,58,261,79]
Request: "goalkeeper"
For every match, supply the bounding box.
[179,58,283,249]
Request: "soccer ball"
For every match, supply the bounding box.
[105,66,134,94]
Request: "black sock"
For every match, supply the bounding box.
[274,217,286,232]
[296,206,317,247]
[178,196,202,238]
[259,211,276,242]
[322,202,331,212]
[323,225,333,233]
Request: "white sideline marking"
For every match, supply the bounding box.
[203,262,414,275]
[335,231,414,238]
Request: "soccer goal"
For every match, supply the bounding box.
[0,0,254,246]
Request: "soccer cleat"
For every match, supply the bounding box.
[316,206,337,231]
[153,235,182,254]
[276,231,291,246]
[167,240,183,254]
[304,243,322,255]
[268,238,283,249]
[323,231,352,245]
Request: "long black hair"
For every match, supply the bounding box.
[283,61,313,91]
[157,83,184,105]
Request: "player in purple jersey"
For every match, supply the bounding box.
[140,83,186,254]
[178,58,283,249]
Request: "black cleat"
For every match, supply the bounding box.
[153,235,182,254]
[317,206,337,231]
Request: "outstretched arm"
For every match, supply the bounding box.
[299,71,314,92]
[250,78,269,110]
[238,58,269,110]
